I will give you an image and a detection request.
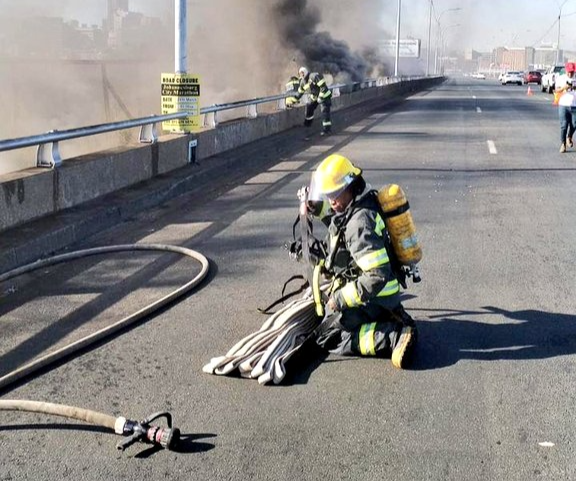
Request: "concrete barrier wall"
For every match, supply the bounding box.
[0,77,443,233]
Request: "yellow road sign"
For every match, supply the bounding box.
[161,73,201,133]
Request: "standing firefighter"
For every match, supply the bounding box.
[287,66,333,136]
[302,154,417,368]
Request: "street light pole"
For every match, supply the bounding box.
[426,0,432,76]
[433,7,461,74]
[439,24,460,74]
[175,0,187,73]
[557,0,570,64]
[394,0,401,77]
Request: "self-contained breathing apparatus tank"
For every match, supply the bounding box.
[377,184,422,283]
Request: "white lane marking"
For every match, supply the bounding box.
[476,107,482,113]
[487,140,498,154]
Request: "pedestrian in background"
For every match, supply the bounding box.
[555,62,576,153]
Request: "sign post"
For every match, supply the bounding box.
[161,1,201,134]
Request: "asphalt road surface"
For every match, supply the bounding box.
[1,76,575,481]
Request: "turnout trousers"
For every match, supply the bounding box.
[315,303,413,357]
[304,99,332,133]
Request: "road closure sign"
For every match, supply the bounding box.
[380,39,421,58]
[161,73,201,133]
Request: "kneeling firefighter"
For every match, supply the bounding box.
[302,154,418,368]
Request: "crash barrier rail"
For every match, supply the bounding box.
[0,74,442,268]
[0,76,402,169]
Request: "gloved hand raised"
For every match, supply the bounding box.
[286,96,298,108]
[298,186,325,217]
[326,296,339,312]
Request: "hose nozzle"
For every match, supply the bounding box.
[115,411,180,451]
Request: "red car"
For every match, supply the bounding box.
[523,71,542,85]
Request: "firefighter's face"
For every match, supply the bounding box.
[328,188,353,213]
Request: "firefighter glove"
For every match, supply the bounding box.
[327,296,339,312]
[286,96,298,107]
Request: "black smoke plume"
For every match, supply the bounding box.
[273,0,369,82]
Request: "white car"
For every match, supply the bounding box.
[471,72,486,79]
[541,65,565,93]
[501,71,523,85]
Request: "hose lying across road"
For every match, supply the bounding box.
[0,244,210,392]
[0,399,116,428]
[0,399,181,451]
[0,243,319,451]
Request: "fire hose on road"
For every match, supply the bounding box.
[203,295,321,385]
[0,243,210,451]
[0,400,180,451]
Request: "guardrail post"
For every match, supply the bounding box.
[203,110,218,129]
[247,104,258,119]
[139,120,158,143]
[36,130,62,168]
[188,139,198,164]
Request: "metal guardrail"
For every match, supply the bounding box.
[0,76,396,169]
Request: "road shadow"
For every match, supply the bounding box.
[0,422,109,434]
[282,338,330,385]
[410,305,576,370]
[134,432,216,458]
[0,422,216,457]
[0,252,216,390]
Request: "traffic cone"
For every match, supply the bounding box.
[527,86,533,96]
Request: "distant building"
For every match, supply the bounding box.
[64,21,104,59]
[498,47,534,71]
[463,49,482,61]
[105,0,130,48]
[533,45,561,68]
[103,0,167,54]
[107,0,129,24]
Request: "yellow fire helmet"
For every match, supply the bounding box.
[310,154,362,200]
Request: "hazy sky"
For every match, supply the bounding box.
[2,0,576,53]
[386,0,576,53]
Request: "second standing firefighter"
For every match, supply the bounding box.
[302,154,417,368]
[287,66,333,136]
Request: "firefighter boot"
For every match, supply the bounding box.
[391,324,417,369]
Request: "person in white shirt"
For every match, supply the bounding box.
[555,62,576,153]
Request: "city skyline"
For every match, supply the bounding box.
[2,1,576,55]
[389,0,576,54]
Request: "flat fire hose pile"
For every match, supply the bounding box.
[202,296,320,385]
